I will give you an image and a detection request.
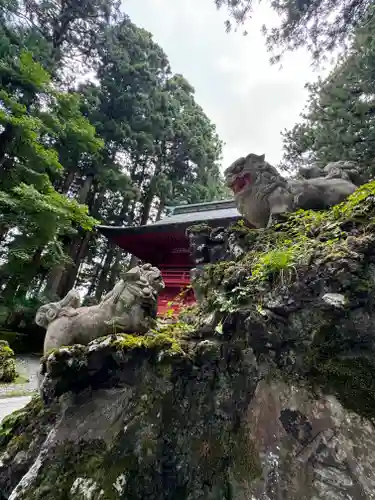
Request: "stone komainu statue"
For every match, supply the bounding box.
[224,153,358,229]
[36,263,165,355]
[298,160,364,186]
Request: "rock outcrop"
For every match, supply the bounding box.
[2,182,375,499]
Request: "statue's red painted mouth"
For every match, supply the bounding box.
[231,174,252,193]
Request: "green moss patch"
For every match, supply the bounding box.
[6,336,261,500]
[195,181,375,313]
[0,340,17,382]
[0,395,58,456]
[304,319,375,420]
[187,181,375,422]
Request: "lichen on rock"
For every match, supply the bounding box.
[3,182,375,499]
[192,181,375,420]
[0,323,261,499]
[0,340,17,383]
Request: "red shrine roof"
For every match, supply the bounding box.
[97,199,241,265]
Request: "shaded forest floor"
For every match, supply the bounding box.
[0,355,40,398]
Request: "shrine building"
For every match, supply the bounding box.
[98,199,241,315]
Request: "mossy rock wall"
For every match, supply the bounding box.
[3,183,375,499]
[2,341,375,499]
[0,334,261,499]
[192,181,375,420]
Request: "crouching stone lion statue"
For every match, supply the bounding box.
[298,160,363,186]
[224,153,358,228]
[36,263,165,355]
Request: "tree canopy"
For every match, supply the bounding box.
[215,0,374,63]
[0,1,228,339]
[281,12,375,179]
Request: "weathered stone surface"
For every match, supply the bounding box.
[0,341,17,383]
[244,380,375,499]
[0,332,260,499]
[3,182,375,499]
[187,225,248,304]
[299,160,364,185]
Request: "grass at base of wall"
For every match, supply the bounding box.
[0,374,30,388]
[13,374,29,385]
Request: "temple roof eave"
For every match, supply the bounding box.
[97,215,241,239]
[97,206,242,239]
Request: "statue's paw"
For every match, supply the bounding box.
[105,317,128,329]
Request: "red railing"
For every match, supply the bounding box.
[160,268,191,286]
[157,268,195,315]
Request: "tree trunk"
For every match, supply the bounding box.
[85,257,105,299]
[105,198,137,288]
[1,277,19,303]
[61,170,75,194]
[16,247,44,298]
[45,264,66,299]
[56,234,83,297]
[79,176,94,204]
[64,231,92,293]
[45,175,95,297]
[140,183,155,226]
[156,201,165,221]
[107,248,125,290]
[95,246,115,301]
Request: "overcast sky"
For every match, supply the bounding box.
[122,0,330,169]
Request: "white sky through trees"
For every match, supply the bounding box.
[122,0,332,169]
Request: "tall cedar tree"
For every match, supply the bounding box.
[215,0,374,63]
[0,4,227,331]
[281,12,375,179]
[74,18,226,300]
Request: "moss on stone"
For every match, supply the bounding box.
[16,358,261,499]
[186,223,211,235]
[6,179,375,498]
[311,356,375,421]
[186,181,375,424]
[111,330,184,354]
[0,395,57,456]
[230,428,262,483]
[22,440,109,499]
[196,181,375,313]
[304,320,375,420]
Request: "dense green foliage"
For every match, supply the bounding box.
[0,340,16,382]
[215,0,373,63]
[0,0,227,340]
[281,12,375,177]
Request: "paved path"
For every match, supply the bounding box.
[0,396,32,423]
